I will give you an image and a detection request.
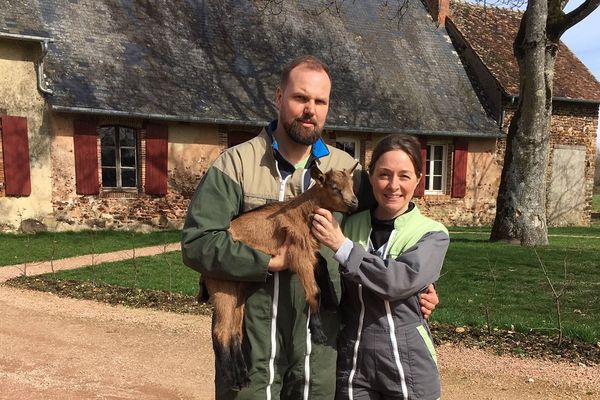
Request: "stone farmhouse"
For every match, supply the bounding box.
[0,0,596,232]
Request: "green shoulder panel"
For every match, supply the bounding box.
[388,206,448,258]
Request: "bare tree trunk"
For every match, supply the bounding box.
[490,0,600,246]
[491,0,554,246]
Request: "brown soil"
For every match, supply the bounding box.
[1,283,599,400]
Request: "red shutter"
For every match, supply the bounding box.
[452,138,468,198]
[73,120,99,195]
[1,116,31,196]
[145,123,168,195]
[414,137,427,198]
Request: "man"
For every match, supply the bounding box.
[181,55,438,399]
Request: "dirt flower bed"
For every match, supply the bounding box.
[7,275,600,367]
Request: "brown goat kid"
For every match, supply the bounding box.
[202,164,359,390]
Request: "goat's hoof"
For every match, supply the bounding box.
[310,329,328,344]
[230,367,251,391]
[229,336,250,390]
[231,375,251,391]
[308,312,327,344]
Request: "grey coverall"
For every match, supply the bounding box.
[333,206,449,400]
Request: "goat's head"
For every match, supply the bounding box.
[310,163,359,212]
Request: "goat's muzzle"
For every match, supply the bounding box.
[345,197,359,212]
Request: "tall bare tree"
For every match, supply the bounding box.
[490,0,600,246]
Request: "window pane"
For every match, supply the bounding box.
[336,141,356,158]
[101,147,116,167]
[426,161,431,175]
[434,145,443,160]
[100,127,115,146]
[426,146,431,160]
[102,167,116,187]
[121,147,136,167]
[425,175,430,189]
[121,169,137,188]
[433,176,442,190]
[434,160,442,175]
[120,128,136,146]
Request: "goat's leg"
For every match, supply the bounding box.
[229,290,250,390]
[206,280,243,389]
[289,252,327,344]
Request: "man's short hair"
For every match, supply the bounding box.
[280,55,331,88]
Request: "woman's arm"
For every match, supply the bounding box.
[312,208,448,302]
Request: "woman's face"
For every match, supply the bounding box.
[369,149,420,220]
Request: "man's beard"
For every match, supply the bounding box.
[283,118,322,145]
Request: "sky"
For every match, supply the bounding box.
[560,1,600,148]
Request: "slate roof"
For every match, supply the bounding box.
[0,0,501,137]
[449,1,600,102]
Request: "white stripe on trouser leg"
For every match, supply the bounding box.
[348,284,365,399]
[385,300,409,399]
[266,272,280,400]
[303,308,312,400]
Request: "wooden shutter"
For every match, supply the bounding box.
[73,120,99,195]
[1,116,31,196]
[451,138,468,198]
[414,137,427,198]
[145,123,168,195]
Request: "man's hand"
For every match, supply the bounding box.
[420,284,439,319]
[268,236,290,272]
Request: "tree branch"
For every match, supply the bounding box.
[549,0,600,38]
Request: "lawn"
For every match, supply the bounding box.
[17,227,600,344]
[434,228,600,343]
[43,251,199,296]
[0,230,181,266]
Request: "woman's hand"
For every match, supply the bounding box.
[311,208,347,252]
[420,284,439,319]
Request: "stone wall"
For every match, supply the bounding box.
[46,114,225,232]
[502,101,598,226]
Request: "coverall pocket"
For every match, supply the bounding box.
[405,324,440,399]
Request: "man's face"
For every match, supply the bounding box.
[275,65,331,145]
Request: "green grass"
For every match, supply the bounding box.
[593,193,600,213]
[433,229,600,343]
[0,230,181,266]
[28,227,600,343]
[43,252,199,296]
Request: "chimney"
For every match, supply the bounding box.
[425,0,449,27]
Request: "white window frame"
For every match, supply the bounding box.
[335,137,360,161]
[425,143,447,195]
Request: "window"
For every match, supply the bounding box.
[100,126,139,189]
[335,138,360,160]
[425,144,447,194]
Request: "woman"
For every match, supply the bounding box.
[312,134,449,400]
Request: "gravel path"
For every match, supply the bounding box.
[1,284,599,400]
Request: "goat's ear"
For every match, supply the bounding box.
[310,165,325,185]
